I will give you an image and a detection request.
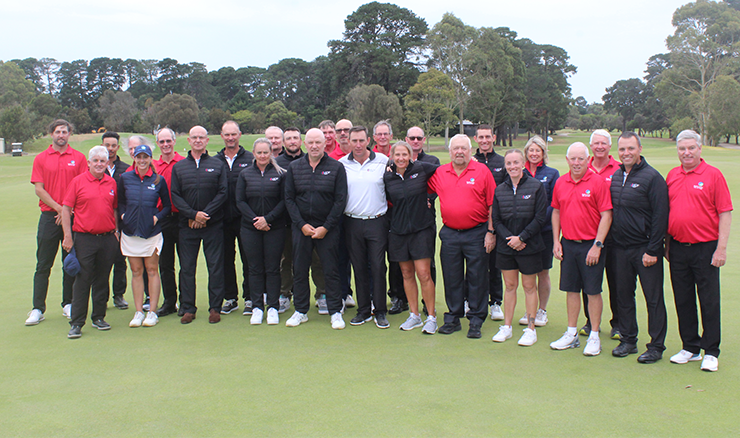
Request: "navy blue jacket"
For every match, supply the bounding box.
[118,169,171,238]
[524,162,559,232]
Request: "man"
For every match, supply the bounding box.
[550,142,612,356]
[340,126,390,328]
[428,134,496,339]
[319,120,339,154]
[407,126,440,166]
[473,124,505,321]
[329,119,353,160]
[284,128,347,329]
[152,128,185,316]
[372,120,393,156]
[609,132,668,364]
[170,126,228,324]
[582,129,621,339]
[266,126,284,157]
[215,121,254,315]
[102,131,129,310]
[666,130,732,372]
[26,119,87,326]
[62,145,118,338]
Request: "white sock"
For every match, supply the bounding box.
[589,330,600,339]
[567,327,577,336]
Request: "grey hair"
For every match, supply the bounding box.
[566,142,590,158]
[524,135,549,164]
[590,129,612,146]
[156,127,176,142]
[390,141,413,161]
[89,145,109,161]
[373,120,393,136]
[676,129,701,146]
[265,126,284,135]
[448,133,472,150]
[125,135,153,149]
[253,138,286,175]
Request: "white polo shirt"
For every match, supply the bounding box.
[339,150,389,218]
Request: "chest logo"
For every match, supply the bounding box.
[631,183,640,188]
[270,177,279,181]
[466,177,476,185]
[582,189,592,198]
[494,168,503,172]
[410,173,419,179]
[522,194,532,199]
[109,190,115,196]
[205,168,215,172]
[69,160,76,166]
[239,163,249,167]
[147,184,157,190]
[322,171,332,175]
[541,176,548,182]
[694,181,704,190]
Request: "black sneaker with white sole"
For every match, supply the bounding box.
[92,319,111,330]
[221,299,238,314]
[68,325,82,338]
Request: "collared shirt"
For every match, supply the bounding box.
[588,155,621,183]
[340,150,389,217]
[373,144,391,157]
[63,172,117,234]
[153,152,185,213]
[667,159,733,243]
[552,170,612,241]
[30,145,88,212]
[428,160,495,230]
[329,145,349,161]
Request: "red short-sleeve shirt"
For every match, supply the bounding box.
[329,145,348,161]
[667,160,733,243]
[428,160,495,230]
[153,152,185,213]
[63,172,118,234]
[588,155,620,184]
[552,170,612,240]
[30,145,88,212]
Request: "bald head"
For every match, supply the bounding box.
[304,128,326,161]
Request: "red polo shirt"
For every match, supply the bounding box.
[324,140,339,154]
[428,160,495,230]
[329,145,349,160]
[667,159,733,243]
[153,152,185,212]
[373,144,391,157]
[588,155,620,184]
[63,172,118,234]
[552,170,612,240]
[30,145,88,212]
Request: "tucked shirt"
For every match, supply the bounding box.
[552,170,612,241]
[667,159,733,243]
[340,151,389,217]
[428,160,495,230]
[63,172,118,234]
[30,145,88,212]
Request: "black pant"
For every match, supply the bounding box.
[178,222,225,314]
[280,225,325,296]
[439,224,488,326]
[242,226,285,311]
[159,213,179,307]
[583,242,618,330]
[223,217,249,302]
[669,238,721,357]
[487,249,503,305]
[345,216,389,316]
[32,212,75,313]
[111,247,127,297]
[337,217,352,299]
[70,232,117,326]
[292,224,342,315]
[614,245,667,351]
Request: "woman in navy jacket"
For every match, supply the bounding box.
[118,144,171,328]
[236,138,286,325]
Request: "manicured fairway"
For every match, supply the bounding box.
[2,131,738,437]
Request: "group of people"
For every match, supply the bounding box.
[24,118,731,372]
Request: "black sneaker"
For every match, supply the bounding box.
[92,319,111,330]
[612,342,638,357]
[350,314,372,326]
[374,313,390,329]
[610,328,621,340]
[157,302,177,317]
[637,349,663,364]
[439,321,462,335]
[68,325,82,339]
[242,300,253,315]
[221,299,238,314]
[113,295,129,310]
[388,297,408,315]
[467,324,482,339]
[579,324,591,336]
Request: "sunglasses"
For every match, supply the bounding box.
[407,136,424,141]
[336,128,350,133]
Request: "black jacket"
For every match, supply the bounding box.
[609,157,668,256]
[170,151,228,227]
[235,163,286,231]
[276,150,304,170]
[215,146,254,222]
[284,153,347,231]
[106,155,130,182]
[491,172,548,255]
[118,170,171,238]
[474,149,506,186]
[384,160,438,235]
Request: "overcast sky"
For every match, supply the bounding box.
[2,0,690,103]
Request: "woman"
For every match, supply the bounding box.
[118,144,171,328]
[490,149,548,346]
[236,138,286,325]
[383,141,439,334]
[518,135,560,327]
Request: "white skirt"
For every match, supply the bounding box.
[121,232,163,258]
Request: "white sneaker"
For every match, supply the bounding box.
[317,296,329,315]
[421,316,438,334]
[25,309,44,326]
[278,295,290,314]
[285,311,308,327]
[399,313,423,331]
[464,300,470,315]
[266,308,279,325]
[331,312,345,330]
[518,314,528,325]
[490,304,504,321]
[250,307,264,325]
[129,311,145,327]
[142,311,158,327]
[535,309,548,327]
[518,328,537,346]
[583,335,601,356]
[550,331,580,350]
[700,355,718,372]
[63,304,72,319]
[670,349,703,364]
[492,325,513,342]
[344,295,356,308]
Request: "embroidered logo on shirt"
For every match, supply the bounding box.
[410,173,419,179]
[239,163,249,167]
[582,189,592,198]
[270,177,279,181]
[694,181,704,190]
[322,171,332,175]
[147,184,157,190]
[494,167,503,172]
[69,160,76,166]
[541,176,548,182]
[522,194,532,199]
[631,183,640,188]
[205,168,215,172]
[109,190,115,196]
[466,178,476,185]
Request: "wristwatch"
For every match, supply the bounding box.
[594,240,604,248]
[487,229,495,235]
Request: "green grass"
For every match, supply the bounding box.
[2,132,739,437]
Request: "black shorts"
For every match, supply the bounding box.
[540,230,554,270]
[559,238,605,295]
[388,227,435,262]
[496,251,542,275]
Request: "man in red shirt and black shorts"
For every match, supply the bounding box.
[666,130,732,372]
[549,142,612,356]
